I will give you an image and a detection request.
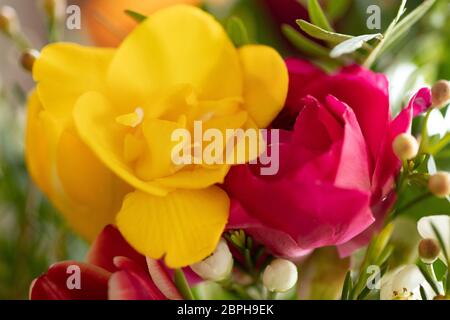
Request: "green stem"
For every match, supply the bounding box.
[419,108,434,154]
[174,269,195,300]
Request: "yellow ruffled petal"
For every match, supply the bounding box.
[25,91,129,241]
[107,5,242,107]
[116,187,230,268]
[33,43,115,123]
[73,91,171,196]
[156,165,230,189]
[135,118,185,180]
[238,45,288,128]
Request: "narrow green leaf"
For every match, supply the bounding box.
[341,271,352,300]
[124,9,147,22]
[330,33,383,58]
[430,222,449,262]
[326,0,351,21]
[419,285,429,300]
[380,0,436,55]
[307,0,333,32]
[226,17,250,47]
[375,244,394,266]
[297,19,352,44]
[363,0,408,68]
[174,269,195,300]
[282,24,329,57]
[417,263,441,295]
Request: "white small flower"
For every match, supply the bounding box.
[262,259,298,293]
[380,265,436,300]
[190,239,233,282]
[417,215,450,260]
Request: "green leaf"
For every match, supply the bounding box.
[282,24,329,57]
[430,222,449,262]
[417,262,441,295]
[380,0,437,56]
[226,16,250,47]
[419,285,428,300]
[124,9,147,23]
[330,34,383,58]
[341,271,353,300]
[307,0,333,32]
[297,19,352,44]
[326,0,351,21]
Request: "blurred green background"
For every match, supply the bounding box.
[0,0,449,299]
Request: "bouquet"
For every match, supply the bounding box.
[0,0,450,301]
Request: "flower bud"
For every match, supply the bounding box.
[190,238,233,282]
[392,133,419,161]
[418,238,440,264]
[262,259,298,293]
[20,49,40,72]
[42,0,66,20]
[0,6,19,36]
[434,295,450,300]
[431,80,450,108]
[428,172,450,198]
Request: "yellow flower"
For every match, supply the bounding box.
[26,5,288,267]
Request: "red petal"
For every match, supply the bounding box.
[86,225,147,272]
[109,256,167,300]
[29,261,110,300]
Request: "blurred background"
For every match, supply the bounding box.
[0,0,448,299]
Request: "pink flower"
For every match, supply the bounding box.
[262,0,308,29]
[29,225,183,300]
[225,59,432,258]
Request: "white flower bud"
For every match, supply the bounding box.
[431,80,450,108]
[0,6,19,36]
[262,259,298,293]
[428,172,450,198]
[392,133,419,161]
[190,238,233,282]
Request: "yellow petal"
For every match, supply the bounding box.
[135,118,185,180]
[25,90,61,197]
[33,43,115,123]
[239,45,288,128]
[116,187,230,268]
[73,91,171,196]
[26,91,129,241]
[107,5,242,107]
[56,127,131,212]
[156,165,230,189]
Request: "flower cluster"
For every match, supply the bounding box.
[1,0,449,301]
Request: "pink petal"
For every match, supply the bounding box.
[227,200,312,258]
[225,165,375,252]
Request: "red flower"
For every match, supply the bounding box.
[29,225,183,300]
[225,59,432,258]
